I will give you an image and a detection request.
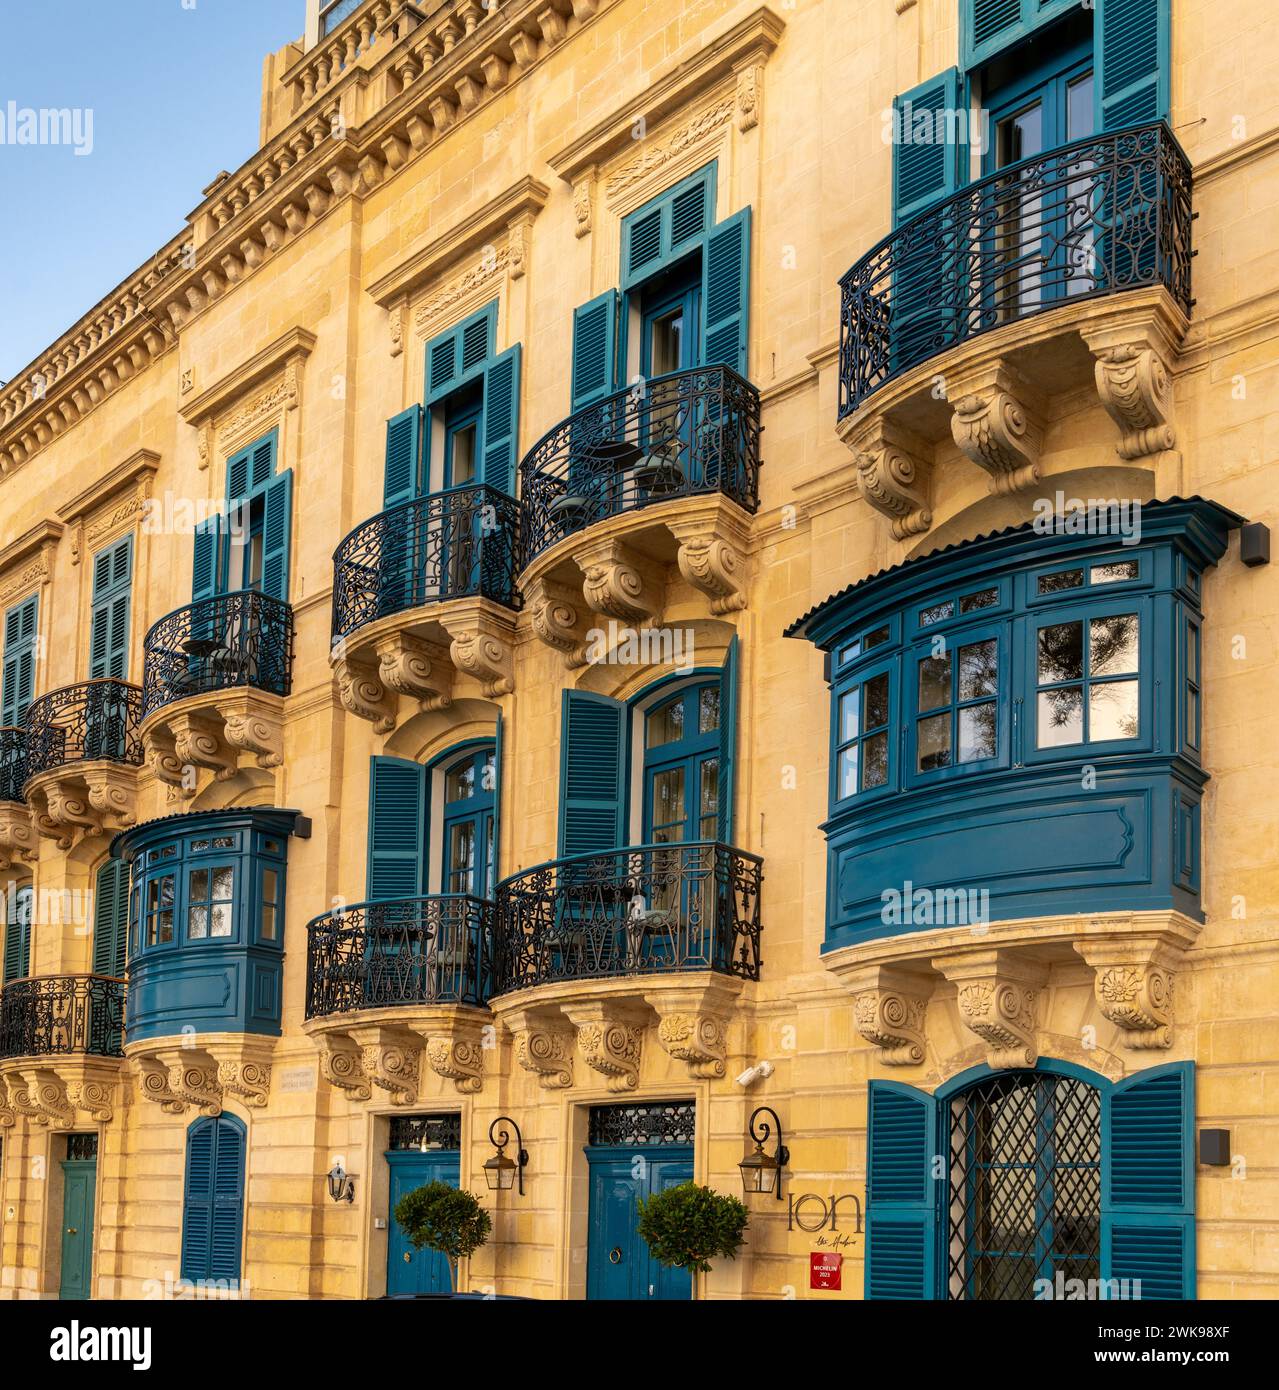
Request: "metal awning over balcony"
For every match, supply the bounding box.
[838,122,1193,421]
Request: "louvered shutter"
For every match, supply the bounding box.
[717,637,739,843]
[866,1080,938,1299]
[93,858,129,978]
[191,515,225,605]
[210,1117,246,1282]
[1,595,39,728]
[180,1119,216,1281]
[962,0,1080,67]
[3,885,32,984]
[558,691,627,858]
[383,405,423,508]
[260,469,294,604]
[226,446,251,504]
[571,292,620,412]
[701,207,751,377]
[491,712,504,896]
[892,69,967,226]
[367,756,427,900]
[621,165,715,288]
[1097,0,1169,130]
[426,304,496,404]
[481,345,521,495]
[1102,1061,1195,1299]
[89,537,132,680]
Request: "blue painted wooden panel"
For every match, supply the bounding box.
[59,1158,97,1300]
[585,1146,693,1300]
[386,1150,459,1295]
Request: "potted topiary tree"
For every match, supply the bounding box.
[636,1181,750,1299]
[393,1181,492,1294]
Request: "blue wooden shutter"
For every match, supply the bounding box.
[621,165,715,288]
[571,292,620,411]
[4,885,32,984]
[89,537,132,680]
[1,594,39,728]
[180,1119,216,1280]
[962,0,1079,67]
[367,756,427,900]
[1102,1060,1195,1299]
[892,69,967,226]
[492,712,504,890]
[558,690,627,858]
[866,1080,937,1299]
[210,1116,247,1282]
[426,304,496,404]
[717,637,739,843]
[191,515,226,604]
[481,345,521,495]
[1097,0,1170,130]
[383,405,423,508]
[226,446,251,504]
[260,469,294,604]
[93,858,129,978]
[701,207,751,377]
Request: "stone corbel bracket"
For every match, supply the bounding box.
[575,538,664,626]
[503,1008,577,1090]
[26,764,139,852]
[645,977,743,1080]
[848,416,933,540]
[6,1068,75,1128]
[564,1002,647,1092]
[1079,302,1183,470]
[439,600,518,697]
[949,362,1045,496]
[219,692,286,770]
[141,693,284,798]
[315,1032,373,1102]
[933,949,1047,1070]
[1075,934,1188,1050]
[129,1047,223,1117]
[334,653,398,733]
[0,1075,13,1128]
[845,965,933,1067]
[667,497,752,615]
[375,632,455,711]
[347,1023,421,1107]
[409,1008,489,1095]
[0,800,37,870]
[525,575,592,668]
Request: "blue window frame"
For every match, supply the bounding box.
[832,657,895,805]
[638,262,702,380]
[440,745,496,898]
[442,386,483,491]
[907,620,1006,784]
[640,682,721,844]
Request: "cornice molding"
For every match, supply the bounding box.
[56,448,161,566]
[0,519,64,576]
[548,6,785,184]
[180,327,318,428]
[367,176,550,309]
[56,449,161,526]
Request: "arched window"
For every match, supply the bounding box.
[439,745,496,898]
[181,1114,246,1287]
[640,680,721,844]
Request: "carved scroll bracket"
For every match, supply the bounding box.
[847,417,934,540]
[933,949,1047,1070]
[948,362,1046,496]
[844,965,933,1066]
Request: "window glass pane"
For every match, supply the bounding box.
[446,761,475,802]
[1091,561,1138,585]
[1039,622,1083,682]
[862,732,889,789]
[212,836,235,849]
[650,767,685,835]
[1067,72,1095,141]
[190,839,211,851]
[840,689,860,743]
[698,686,720,735]
[920,601,953,627]
[917,713,952,771]
[261,869,279,941]
[210,904,233,938]
[918,653,952,712]
[189,868,209,901]
[1038,569,1084,594]
[1090,614,1138,676]
[865,673,890,730]
[1089,679,1139,741]
[646,695,684,748]
[1187,623,1201,682]
[838,747,858,799]
[189,906,209,940]
[864,625,890,650]
[838,638,861,663]
[212,867,235,901]
[451,424,477,485]
[482,753,496,792]
[960,588,998,614]
[157,912,173,945]
[1038,687,1084,746]
[699,758,719,829]
[958,639,998,700]
[959,702,997,762]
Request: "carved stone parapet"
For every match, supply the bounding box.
[0,801,37,870]
[948,365,1045,495]
[1075,935,1184,1050]
[334,655,397,733]
[933,950,1046,1070]
[524,575,590,667]
[565,1003,646,1092]
[375,633,454,710]
[844,966,932,1066]
[849,419,933,540]
[575,539,662,625]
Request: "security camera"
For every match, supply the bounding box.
[736,1060,774,1088]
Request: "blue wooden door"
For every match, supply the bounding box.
[386,1149,460,1294]
[586,1146,693,1300]
[59,1158,97,1299]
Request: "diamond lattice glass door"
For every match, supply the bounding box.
[946,1071,1101,1300]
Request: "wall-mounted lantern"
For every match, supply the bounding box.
[739,1106,789,1201]
[483,1116,529,1196]
[326,1162,355,1203]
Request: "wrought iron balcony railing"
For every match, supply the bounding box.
[142,589,294,718]
[519,365,762,563]
[23,679,144,783]
[838,122,1194,420]
[493,841,763,996]
[331,485,522,643]
[304,894,494,1019]
[0,974,126,1059]
[0,727,27,803]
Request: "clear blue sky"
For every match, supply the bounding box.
[0,0,304,383]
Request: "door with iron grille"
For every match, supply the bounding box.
[945,1070,1101,1300]
[385,1113,461,1296]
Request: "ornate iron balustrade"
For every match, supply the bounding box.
[493,841,763,995]
[519,365,762,562]
[142,589,294,718]
[0,727,27,803]
[838,122,1194,420]
[23,680,144,782]
[331,484,522,642]
[305,894,494,1018]
[0,974,126,1059]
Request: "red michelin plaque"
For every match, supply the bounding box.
[809,1251,842,1290]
